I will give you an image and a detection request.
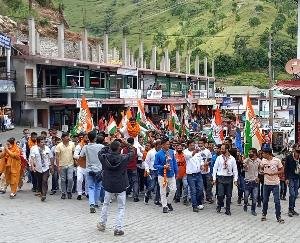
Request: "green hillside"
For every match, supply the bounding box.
[1,0,297,87]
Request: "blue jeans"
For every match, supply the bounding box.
[238,176,245,199]
[175,176,188,200]
[288,177,299,210]
[244,181,258,212]
[263,184,281,219]
[100,191,126,230]
[126,169,139,199]
[87,174,101,206]
[187,173,204,208]
[146,170,160,202]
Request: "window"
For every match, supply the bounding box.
[276,99,281,107]
[66,69,84,87]
[232,97,243,105]
[127,76,138,89]
[250,98,258,105]
[90,71,106,88]
[282,99,287,106]
[199,81,206,90]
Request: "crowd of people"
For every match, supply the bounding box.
[0,117,299,236]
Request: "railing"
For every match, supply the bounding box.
[0,68,16,81]
[24,86,216,100]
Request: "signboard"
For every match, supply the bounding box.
[117,68,138,76]
[120,89,142,99]
[124,99,138,107]
[147,90,162,99]
[222,97,231,106]
[76,100,103,108]
[0,33,11,49]
[197,99,216,106]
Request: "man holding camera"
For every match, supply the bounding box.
[97,139,134,236]
[80,131,104,213]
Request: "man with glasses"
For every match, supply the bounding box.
[285,144,300,217]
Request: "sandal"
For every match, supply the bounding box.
[261,214,266,221]
[277,217,285,224]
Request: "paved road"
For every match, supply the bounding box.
[0,128,300,243]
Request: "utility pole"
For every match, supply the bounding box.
[268,34,274,129]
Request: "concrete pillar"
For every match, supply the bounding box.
[47,108,50,129]
[131,54,134,68]
[160,56,165,71]
[139,42,144,68]
[79,41,83,60]
[113,47,117,60]
[212,59,215,77]
[168,58,171,72]
[33,108,38,127]
[82,28,88,61]
[151,46,157,70]
[195,55,200,76]
[122,37,127,66]
[7,93,11,108]
[127,49,131,67]
[204,57,208,77]
[103,33,108,63]
[58,23,65,58]
[186,51,191,75]
[176,50,180,73]
[97,45,101,62]
[28,17,36,55]
[6,48,11,79]
[36,31,40,55]
[164,48,169,71]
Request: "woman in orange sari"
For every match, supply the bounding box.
[0,137,21,198]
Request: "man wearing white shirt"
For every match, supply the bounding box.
[184,139,205,213]
[213,144,238,215]
[144,140,161,205]
[198,138,213,204]
[30,136,53,202]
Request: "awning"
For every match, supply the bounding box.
[273,80,300,91]
[272,80,300,96]
[0,80,15,93]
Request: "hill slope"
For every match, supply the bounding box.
[1,0,297,87]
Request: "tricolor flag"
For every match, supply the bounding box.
[136,100,147,125]
[244,96,264,157]
[107,116,117,135]
[170,105,181,133]
[73,96,94,135]
[119,107,132,128]
[211,106,223,144]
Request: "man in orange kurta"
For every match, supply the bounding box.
[174,144,188,204]
[0,138,21,198]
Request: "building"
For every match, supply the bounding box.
[1,18,216,129]
[218,85,295,122]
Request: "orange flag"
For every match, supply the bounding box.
[77,96,94,133]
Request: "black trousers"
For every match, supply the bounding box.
[31,171,37,190]
[217,176,233,210]
[36,170,50,196]
[137,167,146,192]
[51,166,59,191]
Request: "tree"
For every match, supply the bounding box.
[233,35,249,55]
[215,54,236,75]
[218,13,226,30]
[153,31,169,49]
[175,37,185,54]
[287,24,297,38]
[249,17,261,28]
[255,5,264,13]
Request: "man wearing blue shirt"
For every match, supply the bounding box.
[154,138,178,213]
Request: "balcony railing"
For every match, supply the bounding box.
[0,68,16,81]
[25,86,216,100]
